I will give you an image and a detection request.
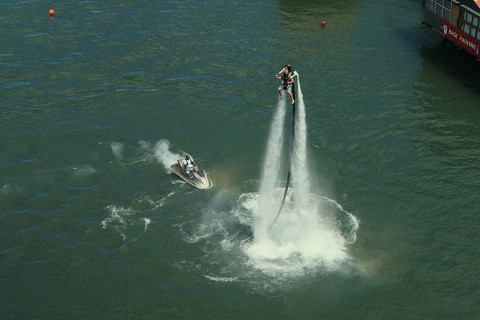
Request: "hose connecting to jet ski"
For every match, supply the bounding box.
[269,70,298,229]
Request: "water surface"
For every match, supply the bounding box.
[1,0,480,319]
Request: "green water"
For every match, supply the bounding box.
[1,0,480,319]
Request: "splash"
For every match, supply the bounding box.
[101,205,131,240]
[245,73,358,274]
[178,190,357,284]
[143,218,151,231]
[173,79,358,283]
[257,98,287,230]
[150,139,180,171]
[100,197,161,241]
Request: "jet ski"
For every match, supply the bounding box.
[170,153,213,190]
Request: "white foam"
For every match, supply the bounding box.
[139,192,175,210]
[243,192,353,275]
[143,218,151,230]
[101,204,158,241]
[101,205,132,240]
[71,165,97,178]
[0,184,23,196]
[101,205,130,228]
[111,142,125,160]
[204,275,238,283]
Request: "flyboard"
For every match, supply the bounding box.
[170,153,213,190]
[269,67,298,229]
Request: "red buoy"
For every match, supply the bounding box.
[320,21,326,28]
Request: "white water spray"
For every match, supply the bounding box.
[178,75,359,282]
[152,139,180,172]
[245,72,357,274]
[257,98,287,230]
[111,142,125,160]
[291,74,310,214]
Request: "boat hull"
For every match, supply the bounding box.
[170,163,213,190]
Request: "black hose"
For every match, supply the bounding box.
[268,83,295,229]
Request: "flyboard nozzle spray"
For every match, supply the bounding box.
[269,68,299,229]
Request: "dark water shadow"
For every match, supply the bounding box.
[393,20,480,98]
[420,40,480,94]
[277,0,358,13]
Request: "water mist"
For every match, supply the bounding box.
[245,73,356,274]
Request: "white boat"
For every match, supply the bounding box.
[170,153,213,190]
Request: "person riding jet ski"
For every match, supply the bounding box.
[182,154,196,177]
[170,153,213,190]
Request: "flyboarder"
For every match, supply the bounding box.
[275,64,295,105]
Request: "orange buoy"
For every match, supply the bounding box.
[49,9,55,20]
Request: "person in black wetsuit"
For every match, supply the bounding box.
[275,64,295,105]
